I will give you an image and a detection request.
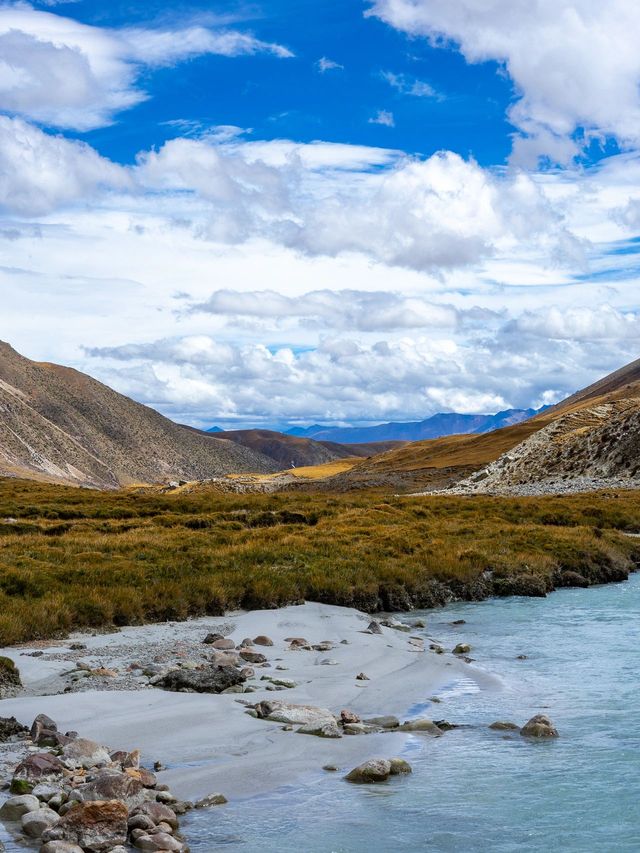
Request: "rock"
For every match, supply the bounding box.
[312,641,333,651]
[253,700,335,727]
[489,721,520,731]
[319,659,339,666]
[30,714,57,742]
[194,793,228,809]
[156,791,176,804]
[322,764,339,772]
[40,842,85,853]
[212,639,235,650]
[253,635,274,646]
[133,833,184,851]
[32,782,62,801]
[340,710,361,724]
[239,650,267,664]
[430,644,445,654]
[362,715,399,729]
[412,619,427,628]
[133,802,179,830]
[239,666,255,679]
[433,720,459,731]
[398,719,442,735]
[157,665,245,694]
[153,761,165,773]
[62,738,111,770]
[21,807,60,838]
[128,814,156,833]
[171,801,193,816]
[355,672,370,680]
[297,721,342,738]
[342,723,381,735]
[12,753,65,792]
[202,633,223,645]
[367,621,383,635]
[43,800,128,852]
[286,638,311,650]
[0,794,40,821]
[520,714,559,738]
[516,654,528,660]
[0,716,28,743]
[389,758,412,775]
[345,759,392,784]
[453,643,471,655]
[78,769,145,808]
[451,619,466,625]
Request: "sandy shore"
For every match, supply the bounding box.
[0,603,500,801]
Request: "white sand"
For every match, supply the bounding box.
[0,603,499,800]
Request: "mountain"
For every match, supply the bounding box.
[286,408,541,443]
[328,357,640,493]
[0,342,278,489]
[214,429,406,469]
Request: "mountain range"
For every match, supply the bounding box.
[285,408,542,443]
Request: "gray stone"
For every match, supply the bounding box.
[253,636,274,646]
[254,700,335,727]
[21,807,60,838]
[453,643,471,655]
[520,714,559,738]
[489,721,520,731]
[62,738,111,770]
[40,842,85,853]
[157,664,245,694]
[194,793,228,808]
[345,759,391,784]
[0,793,40,821]
[398,718,442,735]
[133,833,184,851]
[362,715,399,729]
[389,757,412,775]
[297,721,342,738]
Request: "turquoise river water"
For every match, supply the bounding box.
[185,572,640,852]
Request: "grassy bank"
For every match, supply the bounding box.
[0,479,639,646]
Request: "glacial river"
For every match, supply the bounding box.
[186,572,640,852]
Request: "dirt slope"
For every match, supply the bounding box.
[0,342,277,488]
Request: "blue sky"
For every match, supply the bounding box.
[1,0,640,429]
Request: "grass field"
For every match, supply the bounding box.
[0,478,639,646]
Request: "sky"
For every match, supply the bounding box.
[1,0,640,429]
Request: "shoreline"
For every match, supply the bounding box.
[0,603,499,805]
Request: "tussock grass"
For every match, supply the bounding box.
[0,479,639,645]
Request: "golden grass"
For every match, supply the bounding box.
[0,478,638,646]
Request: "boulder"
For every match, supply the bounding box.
[194,793,228,809]
[297,721,342,738]
[22,807,59,838]
[489,721,520,731]
[286,638,311,650]
[239,650,267,664]
[133,833,185,851]
[342,723,381,735]
[253,635,273,646]
[43,800,128,852]
[398,718,442,735]
[367,621,383,635]
[202,633,223,645]
[340,710,361,724]
[133,802,179,830]
[62,738,111,770]
[345,759,392,784]
[77,769,145,808]
[211,639,235,651]
[453,643,471,655]
[362,715,399,729]
[128,814,156,833]
[12,753,65,792]
[520,714,559,738]
[0,794,41,821]
[356,672,370,680]
[30,714,57,741]
[0,716,28,743]
[389,758,413,775]
[253,700,335,727]
[40,842,85,853]
[157,665,245,694]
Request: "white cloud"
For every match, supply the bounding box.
[382,70,438,98]
[0,3,292,130]
[368,0,640,164]
[0,116,128,215]
[369,109,395,127]
[316,57,343,73]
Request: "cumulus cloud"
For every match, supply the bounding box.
[367,0,640,164]
[0,3,292,129]
[511,305,640,341]
[0,116,128,215]
[188,288,468,331]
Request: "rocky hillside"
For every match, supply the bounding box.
[214,429,405,469]
[330,355,640,493]
[0,342,277,489]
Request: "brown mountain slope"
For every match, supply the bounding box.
[214,429,407,469]
[329,355,640,492]
[0,342,277,488]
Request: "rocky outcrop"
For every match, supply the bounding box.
[0,656,21,698]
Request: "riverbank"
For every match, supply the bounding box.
[0,603,498,804]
